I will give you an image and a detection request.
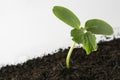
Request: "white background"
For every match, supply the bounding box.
[0,0,120,67]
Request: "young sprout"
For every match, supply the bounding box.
[53,6,114,69]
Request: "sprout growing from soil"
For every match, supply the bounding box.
[53,6,114,69]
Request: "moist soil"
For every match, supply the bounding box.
[0,38,120,80]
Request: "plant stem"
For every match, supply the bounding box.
[66,42,76,69]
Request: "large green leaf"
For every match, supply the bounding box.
[71,28,84,44]
[82,32,98,55]
[85,19,114,35]
[53,6,80,29]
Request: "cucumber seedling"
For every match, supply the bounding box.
[53,6,114,69]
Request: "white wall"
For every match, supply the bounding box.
[0,0,120,66]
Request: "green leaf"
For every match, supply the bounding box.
[71,29,84,44]
[53,6,80,29]
[85,19,114,35]
[82,32,98,55]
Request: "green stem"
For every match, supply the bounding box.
[66,42,76,69]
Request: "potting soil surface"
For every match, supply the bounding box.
[0,38,120,80]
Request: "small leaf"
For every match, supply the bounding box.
[85,19,114,35]
[82,32,97,55]
[71,29,84,44]
[53,6,80,29]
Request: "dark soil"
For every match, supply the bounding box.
[0,38,120,80]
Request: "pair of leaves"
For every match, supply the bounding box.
[53,6,113,35]
[71,29,97,54]
[53,6,114,54]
